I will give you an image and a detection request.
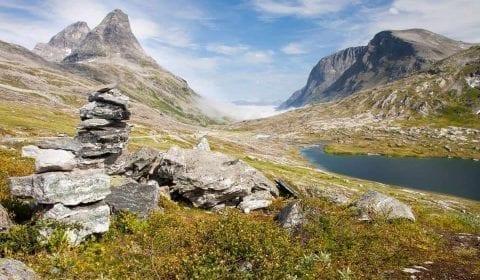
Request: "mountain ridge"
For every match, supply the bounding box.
[280,29,474,109]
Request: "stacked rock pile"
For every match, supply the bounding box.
[8,88,131,244]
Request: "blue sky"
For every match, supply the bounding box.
[0,0,479,104]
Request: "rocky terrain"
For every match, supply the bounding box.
[0,8,478,280]
[280,29,474,109]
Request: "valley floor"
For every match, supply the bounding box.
[0,100,479,279]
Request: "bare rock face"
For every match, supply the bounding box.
[41,202,110,245]
[157,146,279,209]
[280,29,473,108]
[0,204,13,232]
[0,258,39,280]
[105,182,161,218]
[63,9,153,64]
[351,190,415,221]
[32,21,90,62]
[276,201,305,232]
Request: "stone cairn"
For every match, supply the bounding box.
[8,87,131,245]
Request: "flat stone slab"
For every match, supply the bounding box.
[21,145,76,173]
[80,101,130,120]
[36,138,82,153]
[88,89,129,109]
[41,202,110,245]
[32,169,110,206]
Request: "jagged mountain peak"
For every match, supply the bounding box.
[32,21,90,62]
[63,9,153,64]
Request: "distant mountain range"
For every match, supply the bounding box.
[279,29,475,109]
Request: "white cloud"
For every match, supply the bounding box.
[281,42,307,54]
[252,0,351,17]
[367,0,480,43]
[206,44,250,55]
[131,18,195,48]
[242,50,274,64]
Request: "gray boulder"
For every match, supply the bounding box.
[157,146,278,209]
[80,101,130,120]
[122,147,162,180]
[351,190,415,221]
[8,175,34,197]
[277,201,305,232]
[0,258,38,280]
[41,202,110,245]
[0,204,13,232]
[31,170,110,205]
[105,181,160,218]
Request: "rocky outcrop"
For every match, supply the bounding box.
[32,21,90,62]
[276,201,305,232]
[280,29,472,108]
[351,190,415,221]
[0,204,13,232]
[7,88,131,245]
[156,144,279,210]
[0,258,39,280]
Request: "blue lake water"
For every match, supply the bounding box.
[301,145,480,201]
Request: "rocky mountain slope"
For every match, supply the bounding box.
[280,29,473,109]
[33,21,90,62]
[26,9,216,125]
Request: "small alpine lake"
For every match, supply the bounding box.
[301,145,480,201]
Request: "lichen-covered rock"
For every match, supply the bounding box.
[0,258,39,280]
[158,146,278,209]
[351,190,415,221]
[105,181,160,218]
[41,202,110,245]
[8,175,34,197]
[32,170,110,205]
[276,201,305,232]
[0,204,13,232]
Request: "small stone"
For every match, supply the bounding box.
[78,118,116,129]
[88,89,129,109]
[276,201,305,232]
[80,101,130,120]
[195,137,210,151]
[237,191,274,212]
